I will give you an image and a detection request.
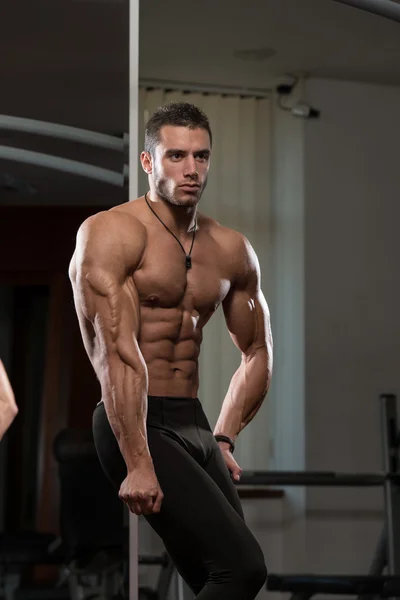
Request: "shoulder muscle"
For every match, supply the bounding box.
[223,229,260,291]
[70,210,146,284]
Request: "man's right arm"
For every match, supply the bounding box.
[0,360,18,441]
[69,212,162,515]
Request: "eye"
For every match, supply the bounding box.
[170,153,182,160]
[196,153,209,161]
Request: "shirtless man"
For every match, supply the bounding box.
[69,102,273,599]
[0,360,18,441]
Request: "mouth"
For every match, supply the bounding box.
[180,184,200,192]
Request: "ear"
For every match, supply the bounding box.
[140,151,153,174]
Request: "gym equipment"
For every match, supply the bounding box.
[53,428,177,600]
[238,394,400,598]
[0,115,128,187]
[0,531,66,600]
[0,147,126,187]
[332,0,400,24]
[53,429,126,600]
[240,471,386,486]
[0,116,127,152]
[267,574,400,598]
[0,427,177,600]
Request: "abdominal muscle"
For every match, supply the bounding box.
[139,305,203,398]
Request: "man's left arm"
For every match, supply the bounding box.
[214,237,273,479]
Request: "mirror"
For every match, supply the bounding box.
[0,0,129,597]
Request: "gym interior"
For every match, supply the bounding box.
[1,1,400,598]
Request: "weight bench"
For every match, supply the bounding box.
[0,530,66,600]
[255,394,400,600]
[268,574,400,599]
[54,428,176,600]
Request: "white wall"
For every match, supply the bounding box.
[251,77,400,584]
[302,78,400,572]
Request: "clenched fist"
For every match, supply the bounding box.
[119,462,164,516]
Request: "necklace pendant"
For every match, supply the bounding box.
[186,255,192,269]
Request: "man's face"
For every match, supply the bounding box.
[149,125,211,207]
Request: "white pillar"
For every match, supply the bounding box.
[129,0,139,598]
[270,84,307,572]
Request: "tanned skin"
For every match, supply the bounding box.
[69,125,273,516]
[0,360,18,441]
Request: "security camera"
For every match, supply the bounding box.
[276,79,320,119]
[291,103,320,119]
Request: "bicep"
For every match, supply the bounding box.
[222,236,271,355]
[223,286,271,355]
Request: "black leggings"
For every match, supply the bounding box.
[92,396,267,599]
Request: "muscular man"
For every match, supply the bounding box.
[69,102,273,599]
[0,359,18,441]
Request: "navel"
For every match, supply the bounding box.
[146,294,159,306]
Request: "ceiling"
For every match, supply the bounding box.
[0,0,400,203]
[140,0,400,90]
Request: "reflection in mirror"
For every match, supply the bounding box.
[0,0,129,598]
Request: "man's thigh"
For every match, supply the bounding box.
[145,427,260,578]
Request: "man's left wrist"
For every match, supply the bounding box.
[214,434,235,453]
[217,440,231,452]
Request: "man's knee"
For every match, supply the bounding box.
[229,549,267,594]
[242,553,268,592]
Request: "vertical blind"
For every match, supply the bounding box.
[138,89,272,469]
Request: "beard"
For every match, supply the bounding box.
[153,168,208,207]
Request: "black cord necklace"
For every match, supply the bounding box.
[144,192,197,269]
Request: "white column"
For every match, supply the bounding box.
[129,0,139,598]
[270,86,307,572]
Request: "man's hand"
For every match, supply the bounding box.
[217,441,242,482]
[119,460,164,516]
[0,360,18,442]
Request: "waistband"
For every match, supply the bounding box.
[96,396,199,405]
[148,395,205,430]
[96,396,208,429]
[148,395,198,402]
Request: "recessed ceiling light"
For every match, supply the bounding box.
[233,48,276,62]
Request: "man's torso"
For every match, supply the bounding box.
[77,198,243,398]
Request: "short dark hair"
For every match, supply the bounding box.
[144,102,212,156]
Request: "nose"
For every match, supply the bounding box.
[183,155,198,179]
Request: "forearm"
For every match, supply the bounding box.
[0,362,18,440]
[214,346,272,440]
[99,353,151,472]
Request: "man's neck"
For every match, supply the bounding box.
[145,191,197,235]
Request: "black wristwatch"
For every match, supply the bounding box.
[214,434,235,453]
